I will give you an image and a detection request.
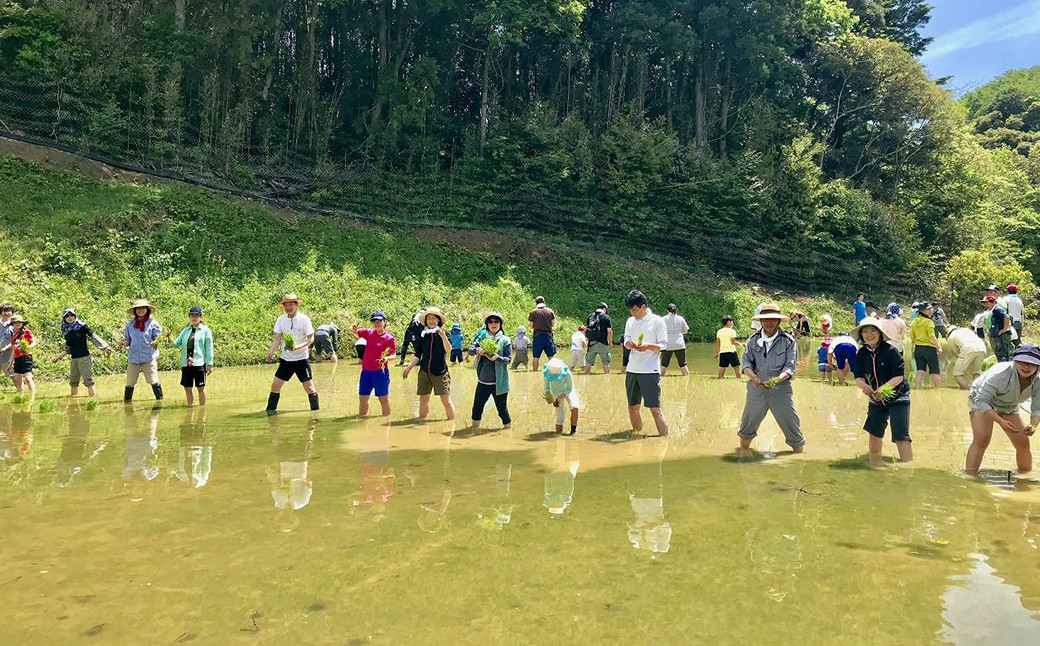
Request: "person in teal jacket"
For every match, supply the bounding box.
[169,306,214,406]
[469,312,512,429]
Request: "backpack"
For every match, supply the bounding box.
[586,311,607,343]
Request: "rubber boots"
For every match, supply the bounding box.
[124,386,134,402]
[308,392,320,411]
[151,383,164,400]
[266,392,280,415]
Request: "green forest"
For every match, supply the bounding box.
[0,1,1038,318]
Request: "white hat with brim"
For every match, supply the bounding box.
[127,299,155,316]
[423,307,445,327]
[277,294,303,306]
[751,303,789,321]
[852,317,889,344]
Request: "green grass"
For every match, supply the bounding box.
[0,154,857,380]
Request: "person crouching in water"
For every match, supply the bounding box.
[736,303,804,453]
[543,358,579,435]
[512,326,530,370]
[122,299,163,402]
[169,306,214,407]
[403,307,455,421]
[51,308,113,397]
[852,317,912,464]
[470,312,512,430]
[965,342,1040,476]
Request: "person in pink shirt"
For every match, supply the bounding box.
[352,311,397,417]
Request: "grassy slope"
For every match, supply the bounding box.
[0,154,855,380]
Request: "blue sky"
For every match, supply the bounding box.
[920,0,1040,94]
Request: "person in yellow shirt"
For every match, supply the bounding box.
[715,316,742,379]
[909,303,943,390]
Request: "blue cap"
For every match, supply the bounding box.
[189,306,203,315]
[370,311,387,321]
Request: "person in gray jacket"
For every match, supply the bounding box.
[737,303,805,453]
[965,342,1040,475]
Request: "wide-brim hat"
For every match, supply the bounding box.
[752,303,788,321]
[451,322,461,330]
[128,299,154,315]
[545,358,567,377]
[1012,342,1040,366]
[484,311,504,326]
[852,317,890,344]
[423,307,445,326]
[9,314,26,324]
[277,294,303,306]
[61,308,77,319]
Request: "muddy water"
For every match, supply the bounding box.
[1,343,1038,643]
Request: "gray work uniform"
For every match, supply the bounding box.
[737,331,805,448]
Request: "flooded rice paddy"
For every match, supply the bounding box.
[1,343,1038,643]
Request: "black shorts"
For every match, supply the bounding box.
[718,352,740,368]
[13,355,33,375]
[313,333,336,356]
[660,348,687,368]
[13,353,33,372]
[275,359,313,383]
[864,402,910,442]
[913,346,940,375]
[180,366,207,388]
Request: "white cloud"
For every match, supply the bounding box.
[922,0,1040,61]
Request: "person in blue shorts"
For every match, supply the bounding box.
[449,322,466,365]
[352,311,397,417]
[528,296,557,371]
[817,339,833,384]
[828,331,859,385]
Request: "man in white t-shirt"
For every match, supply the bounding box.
[660,303,690,377]
[1005,284,1025,346]
[266,294,318,414]
[623,290,669,436]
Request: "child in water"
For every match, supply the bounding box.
[817,339,834,385]
[2,315,36,398]
[543,358,579,435]
[449,322,465,365]
[512,325,530,371]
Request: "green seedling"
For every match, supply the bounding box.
[283,334,295,351]
[11,394,28,404]
[543,391,555,404]
[636,332,645,345]
[17,339,29,354]
[479,338,500,357]
[86,400,100,411]
[38,399,56,413]
[764,377,779,389]
[876,384,897,401]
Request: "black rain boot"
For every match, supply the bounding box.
[151,383,164,400]
[266,392,280,415]
[124,386,134,402]
[308,392,320,411]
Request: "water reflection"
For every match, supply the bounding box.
[266,414,316,512]
[740,456,805,601]
[0,404,32,473]
[173,407,211,488]
[351,419,396,522]
[56,403,97,487]
[544,437,580,515]
[939,553,1040,643]
[626,444,671,554]
[121,406,160,501]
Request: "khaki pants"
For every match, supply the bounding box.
[127,360,158,386]
[70,356,95,387]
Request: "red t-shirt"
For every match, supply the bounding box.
[12,329,33,358]
[356,328,396,371]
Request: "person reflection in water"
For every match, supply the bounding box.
[627,443,671,554]
[56,402,93,487]
[543,437,580,515]
[123,406,161,502]
[173,407,211,488]
[266,414,315,514]
[351,418,396,521]
[0,405,31,472]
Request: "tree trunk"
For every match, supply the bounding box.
[665,59,673,131]
[175,0,186,32]
[479,41,493,155]
[718,58,732,159]
[695,57,707,150]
